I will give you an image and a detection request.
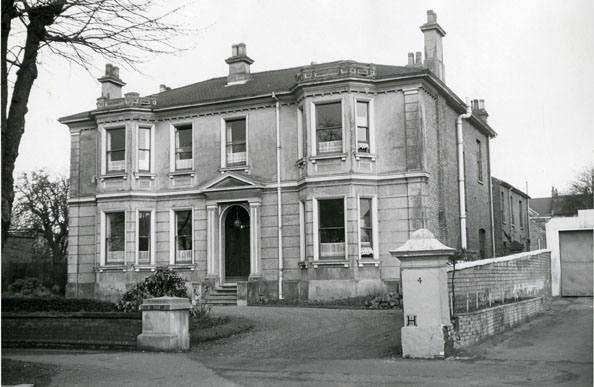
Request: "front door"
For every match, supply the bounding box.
[224,205,250,281]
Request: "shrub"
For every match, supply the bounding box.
[4,278,59,298]
[1,297,118,313]
[116,267,189,312]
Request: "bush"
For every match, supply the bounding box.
[1,297,118,313]
[4,278,59,298]
[116,267,189,312]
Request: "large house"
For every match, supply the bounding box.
[59,10,496,303]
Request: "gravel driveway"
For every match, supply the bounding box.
[192,306,403,360]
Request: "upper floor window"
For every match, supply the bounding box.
[105,212,125,265]
[476,139,483,182]
[137,126,151,172]
[500,191,506,223]
[174,124,193,170]
[356,101,370,153]
[519,200,524,227]
[107,127,125,173]
[225,118,247,166]
[316,102,342,154]
[511,197,515,225]
[317,198,345,260]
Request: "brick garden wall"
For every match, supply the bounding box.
[453,297,544,347]
[1,313,141,349]
[448,250,551,314]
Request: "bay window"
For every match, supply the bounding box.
[106,128,125,173]
[316,102,342,154]
[137,211,151,265]
[359,198,373,258]
[106,212,125,264]
[174,210,192,264]
[317,198,346,259]
[137,126,151,172]
[174,124,193,170]
[356,101,370,153]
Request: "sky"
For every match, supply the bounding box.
[12,0,594,198]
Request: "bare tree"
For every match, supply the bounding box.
[13,170,69,262]
[554,165,594,216]
[2,0,188,247]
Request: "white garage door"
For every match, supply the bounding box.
[559,230,593,296]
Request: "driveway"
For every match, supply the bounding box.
[193,306,402,359]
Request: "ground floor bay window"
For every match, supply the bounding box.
[137,211,151,265]
[316,198,346,260]
[105,212,125,265]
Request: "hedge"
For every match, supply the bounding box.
[1,297,118,313]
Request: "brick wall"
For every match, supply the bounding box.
[1,313,142,349]
[453,297,544,347]
[448,250,551,314]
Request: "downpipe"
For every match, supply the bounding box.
[273,92,283,299]
[456,98,472,250]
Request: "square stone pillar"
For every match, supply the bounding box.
[390,229,455,358]
[137,296,192,352]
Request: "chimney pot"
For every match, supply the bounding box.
[160,84,168,93]
[478,99,485,110]
[427,10,437,24]
[238,42,246,56]
[232,44,239,56]
[415,51,422,65]
[407,53,414,66]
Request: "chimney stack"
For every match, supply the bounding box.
[225,42,254,85]
[472,98,489,122]
[97,64,126,99]
[407,53,414,66]
[420,10,446,81]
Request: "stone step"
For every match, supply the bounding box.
[204,299,237,305]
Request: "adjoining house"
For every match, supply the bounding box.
[491,177,530,257]
[59,10,497,303]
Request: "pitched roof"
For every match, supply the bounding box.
[529,197,553,217]
[59,61,425,122]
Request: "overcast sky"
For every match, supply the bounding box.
[14,0,594,198]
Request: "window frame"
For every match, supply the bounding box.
[310,97,345,157]
[169,208,194,265]
[312,196,347,261]
[169,122,194,172]
[357,195,379,261]
[500,191,506,224]
[220,115,249,169]
[510,195,515,226]
[100,124,128,175]
[297,106,304,161]
[100,210,126,267]
[519,200,524,228]
[136,124,155,174]
[355,97,375,154]
[476,139,483,183]
[135,209,155,266]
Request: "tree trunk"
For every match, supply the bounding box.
[1,3,64,248]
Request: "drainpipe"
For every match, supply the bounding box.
[488,141,496,257]
[456,98,472,250]
[272,92,283,299]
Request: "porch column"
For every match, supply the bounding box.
[249,202,261,278]
[206,205,218,277]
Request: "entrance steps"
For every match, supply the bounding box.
[204,283,238,306]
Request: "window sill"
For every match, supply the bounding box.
[95,265,128,273]
[134,173,156,180]
[354,153,377,161]
[169,264,195,271]
[169,170,195,179]
[309,153,347,163]
[99,173,127,182]
[296,158,306,167]
[298,261,308,269]
[357,259,380,267]
[478,179,484,185]
[133,265,156,272]
[311,260,349,268]
[219,165,250,174]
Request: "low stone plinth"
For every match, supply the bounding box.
[137,296,191,352]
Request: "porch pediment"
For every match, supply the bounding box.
[200,172,264,193]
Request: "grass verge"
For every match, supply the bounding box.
[1,358,58,387]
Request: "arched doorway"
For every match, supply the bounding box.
[224,205,250,281]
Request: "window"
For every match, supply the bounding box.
[106,212,125,265]
[519,200,524,227]
[316,102,342,154]
[357,101,370,153]
[479,229,486,259]
[317,198,345,259]
[297,107,304,160]
[359,198,373,258]
[225,118,247,166]
[174,210,192,263]
[476,140,483,182]
[137,211,151,265]
[500,191,506,223]
[174,124,193,170]
[107,128,125,173]
[511,197,515,225]
[137,126,151,172]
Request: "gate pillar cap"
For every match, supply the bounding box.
[390,229,455,261]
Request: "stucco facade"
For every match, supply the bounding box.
[61,11,496,302]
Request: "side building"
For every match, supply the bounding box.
[60,10,496,302]
[491,177,530,256]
